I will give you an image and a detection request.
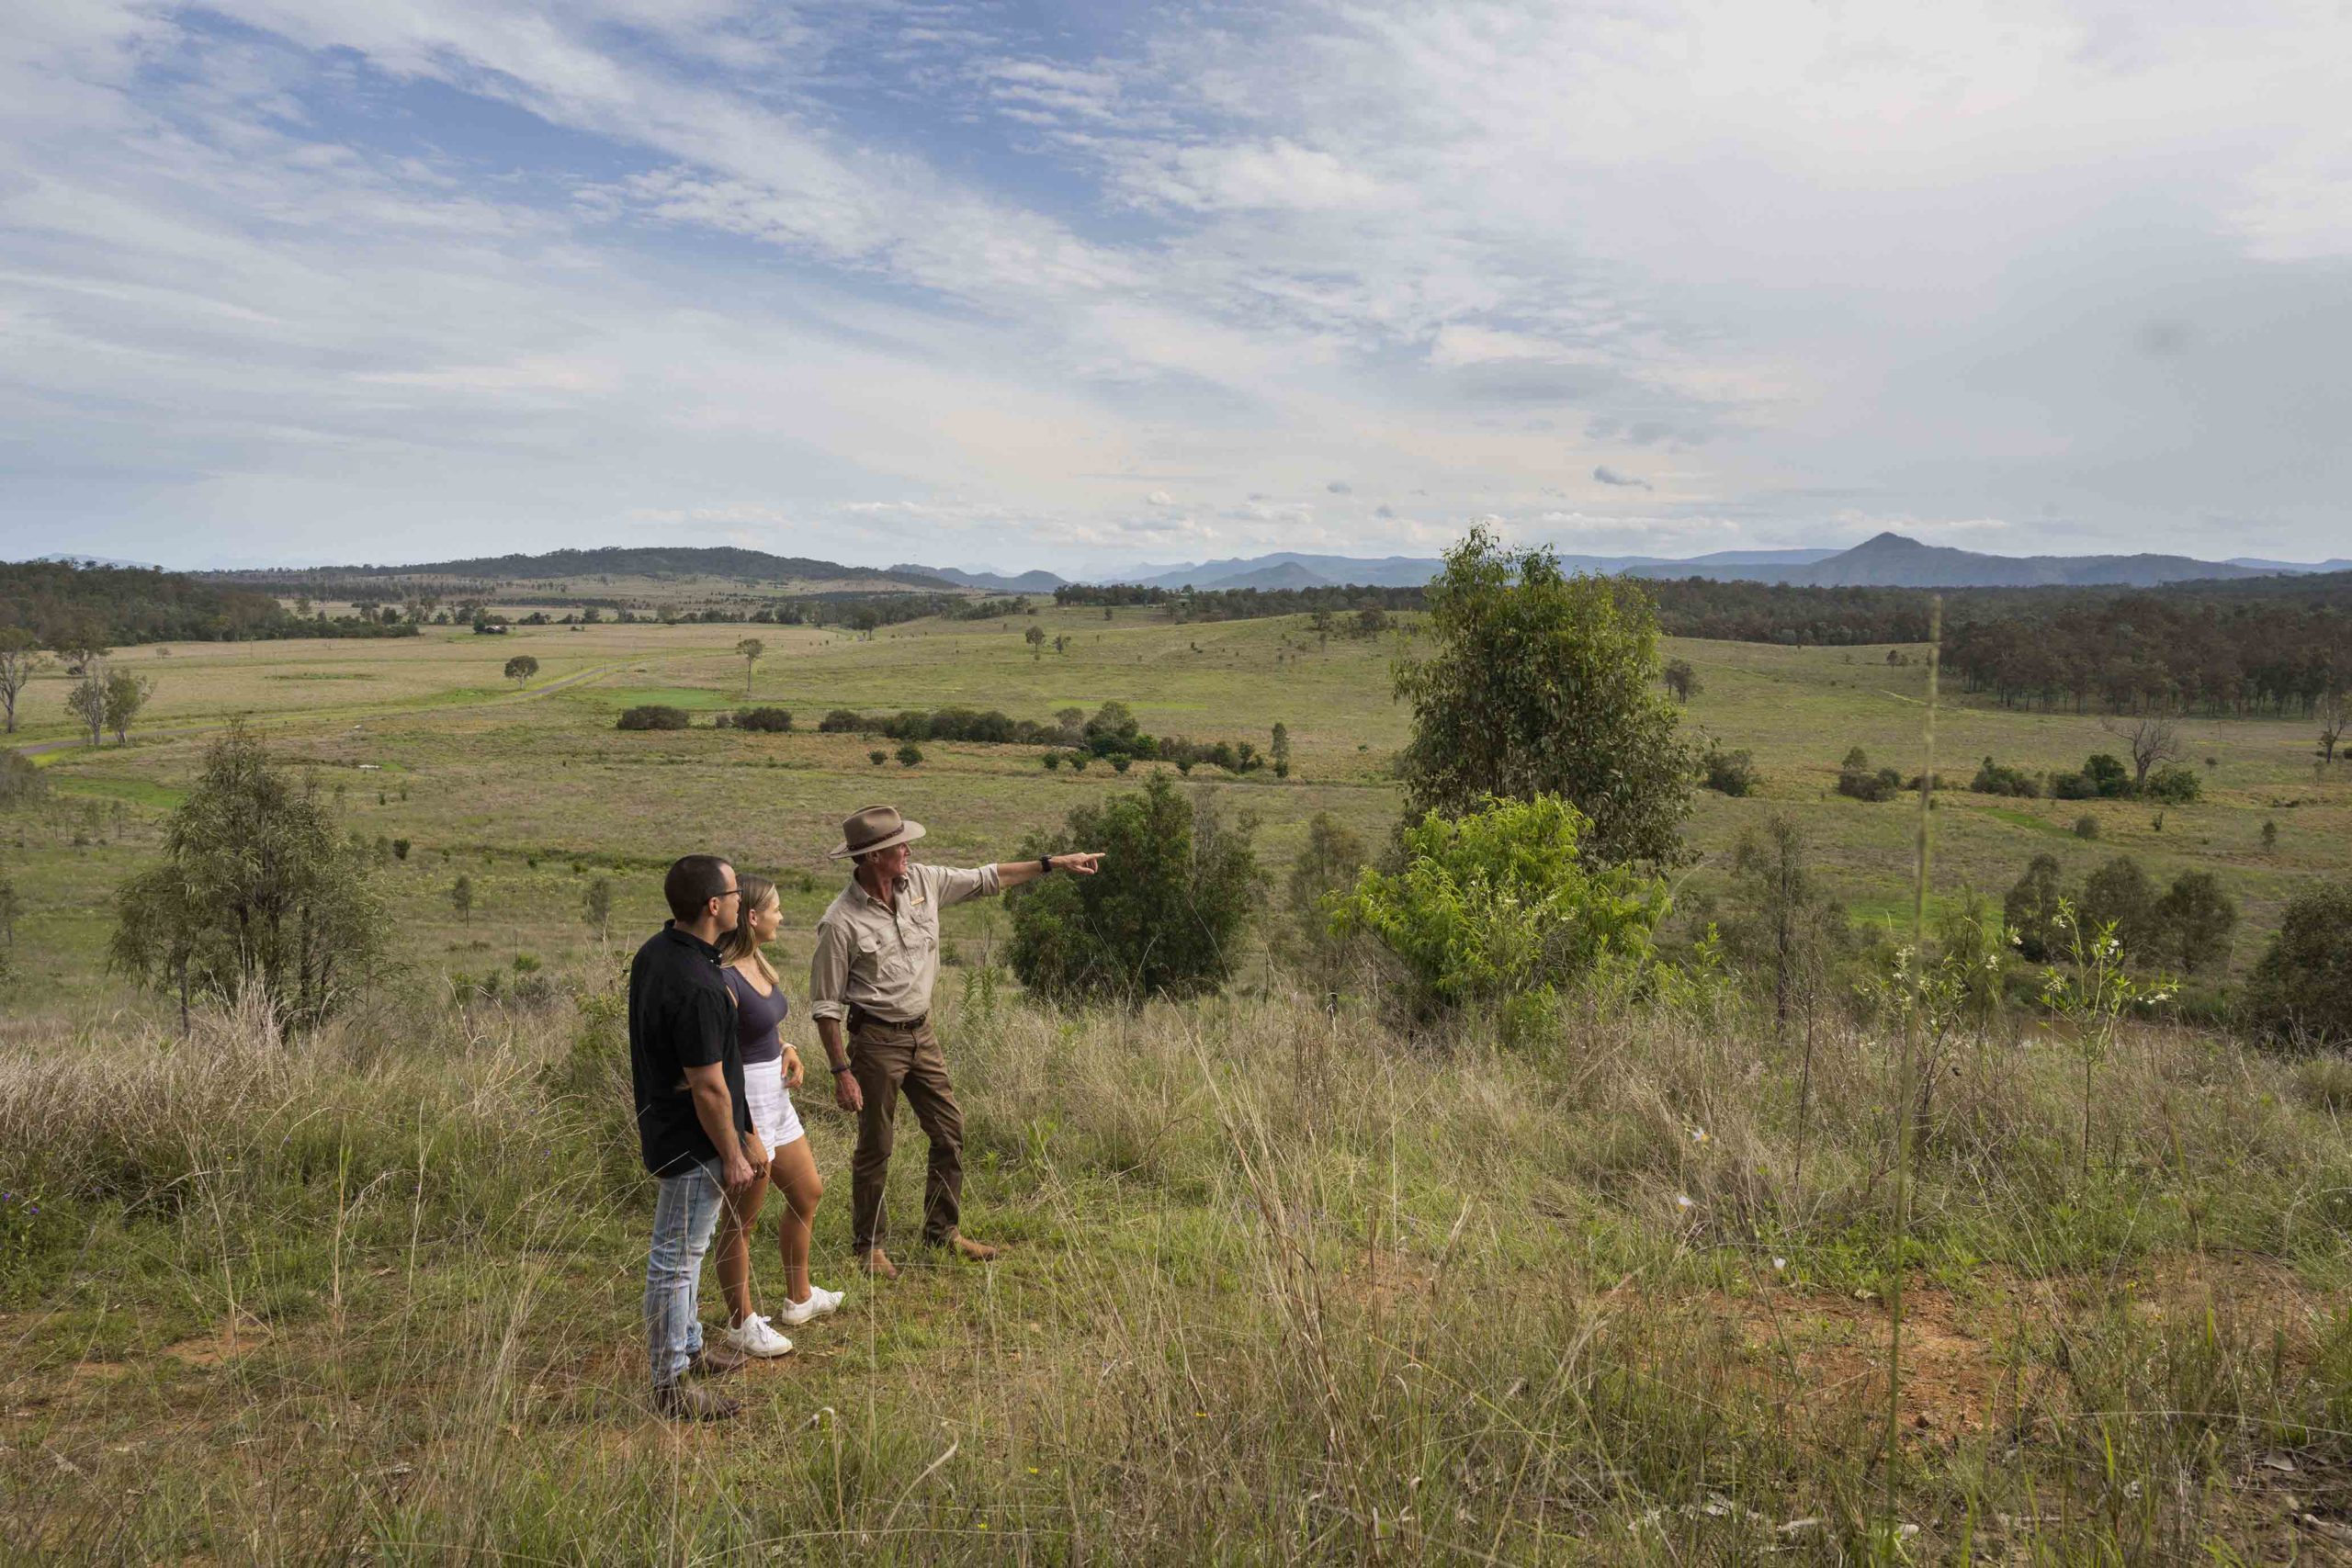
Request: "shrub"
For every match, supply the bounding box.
[2004,853,2066,962]
[2144,764,2201,804]
[1331,794,1668,1015]
[1277,812,1370,984]
[868,750,888,766]
[2084,753,2130,797]
[1970,756,2039,797]
[2153,870,2235,976]
[819,709,865,733]
[1702,744,1758,797]
[1042,751,1062,771]
[734,706,793,732]
[2241,884,2352,1046]
[2075,815,2099,840]
[1008,772,1259,1005]
[895,742,923,768]
[0,750,47,809]
[1836,747,1902,802]
[616,705,690,731]
[391,838,411,861]
[2079,855,2157,956]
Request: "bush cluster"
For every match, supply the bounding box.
[2003,852,2237,974]
[1970,757,2039,796]
[1008,773,1259,1005]
[616,705,691,731]
[732,706,793,732]
[1702,743,1758,797]
[1836,746,1904,802]
[1331,794,1668,1018]
[2243,883,2352,1046]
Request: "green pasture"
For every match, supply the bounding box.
[5,607,2346,1007]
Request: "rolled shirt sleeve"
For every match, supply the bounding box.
[924,862,1001,908]
[808,915,853,1021]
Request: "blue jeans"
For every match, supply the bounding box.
[645,1158,725,1389]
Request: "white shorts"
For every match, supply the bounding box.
[742,1056,804,1159]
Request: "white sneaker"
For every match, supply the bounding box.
[775,1287,844,1327]
[720,1314,794,1358]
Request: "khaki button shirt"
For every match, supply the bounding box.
[808,863,1001,1025]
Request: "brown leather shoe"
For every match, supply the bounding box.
[653,1382,741,1421]
[861,1247,900,1280]
[951,1235,1000,1263]
[684,1341,746,1377]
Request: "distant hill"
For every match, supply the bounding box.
[1624,533,2267,589]
[895,564,1067,593]
[2228,556,2352,574]
[208,547,950,592]
[1116,552,1445,590]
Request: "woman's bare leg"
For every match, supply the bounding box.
[715,1168,768,1325]
[770,1136,823,1303]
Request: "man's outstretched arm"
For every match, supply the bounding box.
[990,851,1104,889]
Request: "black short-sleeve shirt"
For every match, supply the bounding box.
[628,923,752,1175]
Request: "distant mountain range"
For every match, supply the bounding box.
[158,537,2352,599]
[202,546,947,591]
[892,563,1068,592]
[1086,536,2335,591]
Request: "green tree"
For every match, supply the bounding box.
[450,874,473,926]
[1270,721,1291,780]
[734,637,764,694]
[584,875,613,940]
[0,627,45,734]
[2004,853,2066,962]
[2152,870,2235,976]
[503,654,539,687]
[1279,811,1368,985]
[1024,625,1046,660]
[2243,883,2352,1046]
[1332,794,1668,1017]
[1662,658,1699,702]
[64,660,108,748]
[108,723,386,1031]
[1718,813,1847,1033]
[2078,855,2157,958]
[103,667,152,743]
[1393,527,1694,868]
[1008,772,1259,1005]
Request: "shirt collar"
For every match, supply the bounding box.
[850,873,911,910]
[661,920,724,963]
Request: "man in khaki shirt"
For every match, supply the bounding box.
[810,804,1100,1278]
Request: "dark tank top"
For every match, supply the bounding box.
[721,965,790,1066]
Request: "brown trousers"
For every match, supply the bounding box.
[846,1015,964,1252]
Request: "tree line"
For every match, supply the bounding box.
[0,561,415,649]
[1944,592,2350,716]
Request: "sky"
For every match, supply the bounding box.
[2,1,2347,576]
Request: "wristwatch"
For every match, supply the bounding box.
[1039,853,1054,874]
[829,1061,854,1076]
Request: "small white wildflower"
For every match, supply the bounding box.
[1772,1257,1788,1271]
[1675,1193,1694,1211]
[1690,1127,1710,1145]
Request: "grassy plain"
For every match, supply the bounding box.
[6,604,2352,1560]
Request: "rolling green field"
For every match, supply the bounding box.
[8,604,2344,1007]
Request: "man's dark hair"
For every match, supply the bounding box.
[663,854,733,921]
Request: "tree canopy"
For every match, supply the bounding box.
[1393,527,1695,868]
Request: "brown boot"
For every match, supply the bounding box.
[684,1341,746,1378]
[861,1247,900,1280]
[951,1235,1000,1263]
[653,1383,741,1421]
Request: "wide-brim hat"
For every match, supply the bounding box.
[830,804,926,860]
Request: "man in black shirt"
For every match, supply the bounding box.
[631,853,763,1421]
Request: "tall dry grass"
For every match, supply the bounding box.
[4,970,2350,1561]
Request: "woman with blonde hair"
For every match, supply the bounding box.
[713,874,842,1358]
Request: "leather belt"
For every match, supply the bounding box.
[847,1005,927,1032]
